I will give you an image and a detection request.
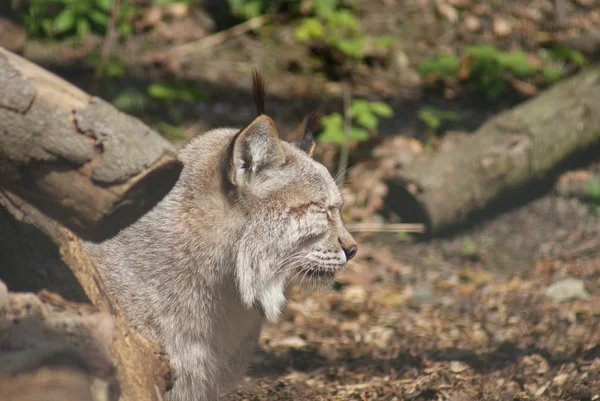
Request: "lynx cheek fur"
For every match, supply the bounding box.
[82,72,357,401]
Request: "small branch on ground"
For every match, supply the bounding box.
[166,15,269,58]
[345,223,426,233]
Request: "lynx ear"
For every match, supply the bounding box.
[228,114,286,187]
[294,111,320,156]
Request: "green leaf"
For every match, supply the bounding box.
[112,88,147,112]
[334,37,363,58]
[228,0,262,20]
[587,178,600,203]
[89,10,110,27]
[318,113,344,144]
[542,65,562,84]
[418,109,440,131]
[550,46,587,66]
[118,21,133,37]
[294,18,324,41]
[349,99,369,116]
[95,0,113,11]
[466,44,497,61]
[369,101,394,117]
[417,54,459,77]
[41,19,54,36]
[52,9,76,34]
[147,83,177,100]
[349,127,369,141]
[105,61,125,78]
[147,83,204,101]
[313,0,338,17]
[374,36,393,49]
[120,4,138,15]
[495,51,536,76]
[76,18,90,38]
[329,9,359,32]
[355,111,378,130]
[418,107,458,132]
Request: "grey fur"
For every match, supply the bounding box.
[83,115,356,401]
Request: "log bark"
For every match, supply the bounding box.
[0,280,117,401]
[0,190,172,401]
[0,48,183,242]
[386,66,600,234]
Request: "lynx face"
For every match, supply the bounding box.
[202,72,357,323]
[225,115,357,322]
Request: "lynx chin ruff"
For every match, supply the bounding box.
[83,72,357,401]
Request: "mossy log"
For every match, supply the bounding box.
[386,66,600,234]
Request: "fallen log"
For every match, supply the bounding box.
[0,190,172,401]
[0,47,183,242]
[0,280,117,401]
[385,66,600,234]
[0,49,174,401]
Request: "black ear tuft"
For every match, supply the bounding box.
[296,111,320,156]
[252,70,266,116]
[305,111,322,139]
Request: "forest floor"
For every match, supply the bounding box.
[5,0,600,399]
[225,190,600,401]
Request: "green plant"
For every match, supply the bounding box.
[227,0,266,20]
[465,44,536,98]
[85,52,126,78]
[112,82,205,137]
[294,0,392,59]
[417,106,458,144]
[549,46,587,67]
[112,87,149,113]
[15,0,137,39]
[586,177,600,215]
[416,54,460,77]
[146,83,205,102]
[460,238,478,258]
[416,44,584,99]
[318,99,393,145]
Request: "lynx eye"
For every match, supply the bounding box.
[309,204,327,214]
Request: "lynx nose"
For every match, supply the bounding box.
[343,243,357,261]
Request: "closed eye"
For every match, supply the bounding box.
[309,204,327,214]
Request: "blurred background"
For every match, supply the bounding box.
[2,0,600,399]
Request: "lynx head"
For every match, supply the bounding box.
[226,72,357,322]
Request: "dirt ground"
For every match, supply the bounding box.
[222,189,600,401]
[5,0,600,399]
[218,1,599,399]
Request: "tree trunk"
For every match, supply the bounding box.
[385,66,600,234]
[0,48,183,242]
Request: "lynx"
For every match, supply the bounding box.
[83,72,357,401]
